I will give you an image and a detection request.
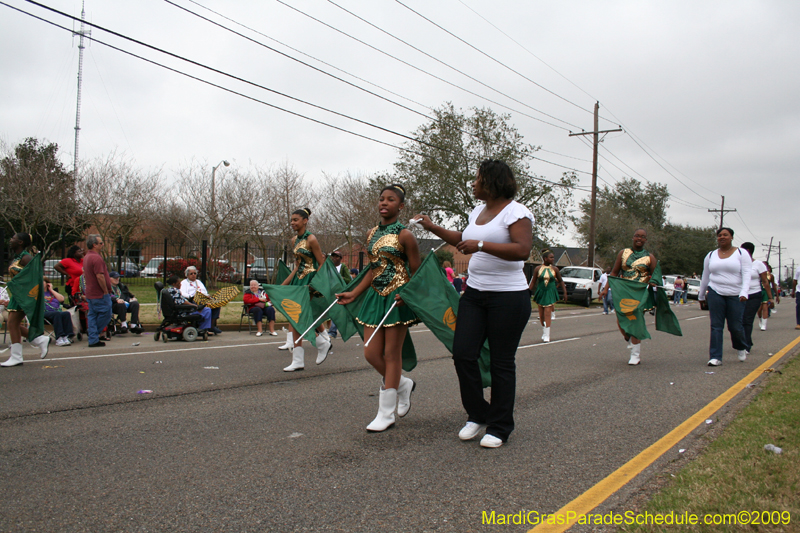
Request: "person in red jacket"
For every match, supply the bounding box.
[243,279,276,337]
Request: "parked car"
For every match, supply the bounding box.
[662,275,676,298]
[559,266,603,307]
[248,257,276,283]
[141,257,181,277]
[106,259,140,278]
[686,278,701,299]
[43,259,61,279]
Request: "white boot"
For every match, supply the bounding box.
[278,330,293,350]
[542,327,551,343]
[283,346,305,372]
[318,330,330,343]
[627,337,634,349]
[315,335,332,365]
[32,335,50,359]
[628,343,641,365]
[760,318,767,331]
[1,343,24,367]
[366,387,397,432]
[397,375,416,417]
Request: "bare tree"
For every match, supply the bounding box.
[316,171,381,252]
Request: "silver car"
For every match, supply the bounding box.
[686,278,701,299]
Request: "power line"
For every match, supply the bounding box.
[393,0,599,119]
[163,0,434,124]
[326,0,582,131]
[19,0,440,150]
[273,0,572,132]
[2,1,426,157]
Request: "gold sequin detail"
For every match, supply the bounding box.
[293,235,316,280]
[370,233,409,296]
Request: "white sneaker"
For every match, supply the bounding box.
[269,331,278,336]
[458,422,487,441]
[55,337,68,346]
[480,434,503,448]
[708,358,722,366]
[738,350,747,362]
[256,332,263,337]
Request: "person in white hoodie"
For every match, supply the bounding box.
[697,228,752,366]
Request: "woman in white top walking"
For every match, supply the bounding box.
[697,228,752,366]
[739,242,772,354]
[413,159,533,448]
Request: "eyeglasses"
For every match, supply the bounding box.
[188,272,197,275]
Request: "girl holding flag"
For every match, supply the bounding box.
[336,185,421,432]
[529,249,567,343]
[280,207,332,372]
[600,229,657,365]
[1,233,51,367]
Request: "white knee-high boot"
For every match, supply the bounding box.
[1,343,24,367]
[278,329,293,350]
[315,335,332,365]
[32,335,50,359]
[760,317,767,331]
[283,346,305,372]
[628,343,641,365]
[397,375,416,417]
[366,387,397,432]
[542,327,551,342]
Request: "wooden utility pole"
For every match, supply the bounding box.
[569,102,622,268]
[762,239,786,285]
[708,196,736,230]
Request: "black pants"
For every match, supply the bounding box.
[112,300,140,324]
[452,286,532,442]
[741,291,762,351]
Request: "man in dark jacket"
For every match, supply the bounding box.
[110,271,142,333]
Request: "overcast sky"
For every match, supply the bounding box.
[2,0,799,277]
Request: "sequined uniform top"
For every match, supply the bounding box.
[533,265,560,307]
[366,221,411,296]
[620,248,652,283]
[293,230,318,281]
[8,250,31,280]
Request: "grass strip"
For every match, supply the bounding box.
[622,353,800,532]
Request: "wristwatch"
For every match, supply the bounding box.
[477,240,484,252]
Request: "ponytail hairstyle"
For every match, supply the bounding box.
[380,183,406,202]
[14,232,38,253]
[541,248,554,262]
[292,207,312,219]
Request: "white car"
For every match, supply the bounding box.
[662,275,676,298]
[559,266,602,307]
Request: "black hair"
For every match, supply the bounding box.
[380,184,406,203]
[741,242,755,255]
[477,159,517,200]
[66,245,82,259]
[541,248,554,257]
[292,207,312,219]
[634,228,648,236]
[717,227,734,237]
[13,232,32,249]
[167,275,180,285]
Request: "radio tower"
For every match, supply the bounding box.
[73,1,90,178]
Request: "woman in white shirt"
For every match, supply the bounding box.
[413,159,533,449]
[739,242,773,354]
[697,228,752,366]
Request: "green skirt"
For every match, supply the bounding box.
[533,281,559,307]
[356,286,419,328]
[761,288,769,303]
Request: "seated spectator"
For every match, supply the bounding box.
[109,271,142,333]
[243,279,276,337]
[167,275,212,331]
[54,245,85,299]
[43,277,75,346]
[350,267,359,277]
[180,266,223,335]
[0,283,9,329]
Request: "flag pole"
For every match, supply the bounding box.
[296,299,339,344]
[364,301,397,346]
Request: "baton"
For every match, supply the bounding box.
[364,301,398,347]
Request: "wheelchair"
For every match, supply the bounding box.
[153,282,208,342]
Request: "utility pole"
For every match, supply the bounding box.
[569,102,622,268]
[762,239,786,285]
[707,196,736,230]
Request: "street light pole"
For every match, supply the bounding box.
[211,159,230,218]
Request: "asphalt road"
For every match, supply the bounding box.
[1,301,798,532]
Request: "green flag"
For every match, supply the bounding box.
[311,258,360,342]
[8,252,46,341]
[607,276,652,340]
[262,284,316,346]
[399,252,492,387]
[275,259,292,284]
[339,268,418,372]
[654,285,683,336]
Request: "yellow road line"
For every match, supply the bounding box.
[529,335,800,533]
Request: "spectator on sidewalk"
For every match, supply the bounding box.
[599,267,614,314]
[54,245,85,299]
[180,266,223,335]
[43,277,75,346]
[109,271,142,334]
[673,276,685,305]
[243,279,276,337]
[327,251,351,338]
[83,234,113,348]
